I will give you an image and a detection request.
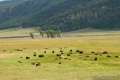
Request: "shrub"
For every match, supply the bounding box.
[99,54,102,56]
[20,57,23,58]
[3,50,7,52]
[86,55,90,58]
[59,56,62,59]
[45,48,48,49]
[23,48,27,50]
[69,52,73,54]
[59,48,62,49]
[94,53,98,55]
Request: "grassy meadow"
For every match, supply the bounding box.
[0,29,120,80]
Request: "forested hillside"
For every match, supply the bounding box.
[0,0,120,31]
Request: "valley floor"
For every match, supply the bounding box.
[0,30,120,80]
[0,28,120,80]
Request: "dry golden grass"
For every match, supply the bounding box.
[0,31,120,80]
[0,36,120,51]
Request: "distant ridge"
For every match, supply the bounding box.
[0,0,120,31]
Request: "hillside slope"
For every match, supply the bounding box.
[0,0,120,31]
[0,0,28,26]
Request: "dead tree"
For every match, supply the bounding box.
[29,33,34,39]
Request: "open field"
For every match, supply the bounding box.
[0,27,120,38]
[0,30,120,80]
[0,27,39,37]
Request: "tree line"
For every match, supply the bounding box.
[30,30,62,39]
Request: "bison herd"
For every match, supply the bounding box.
[16,47,120,67]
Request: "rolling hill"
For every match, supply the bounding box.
[0,0,120,31]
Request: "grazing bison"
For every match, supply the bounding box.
[38,54,44,58]
[15,49,23,52]
[91,51,95,54]
[33,52,37,56]
[58,62,62,64]
[76,50,80,53]
[44,51,47,54]
[94,57,98,61]
[102,51,108,54]
[94,53,99,55]
[69,49,73,52]
[36,62,41,67]
[107,55,111,58]
[31,62,35,65]
[115,56,119,58]
[56,54,61,57]
[26,56,30,60]
[67,54,71,56]
[79,51,84,54]
[20,57,23,58]
[52,50,55,54]
[60,50,63,53]
[64,58,68,60]
[18,61,22,63]
[61,52,64,54]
